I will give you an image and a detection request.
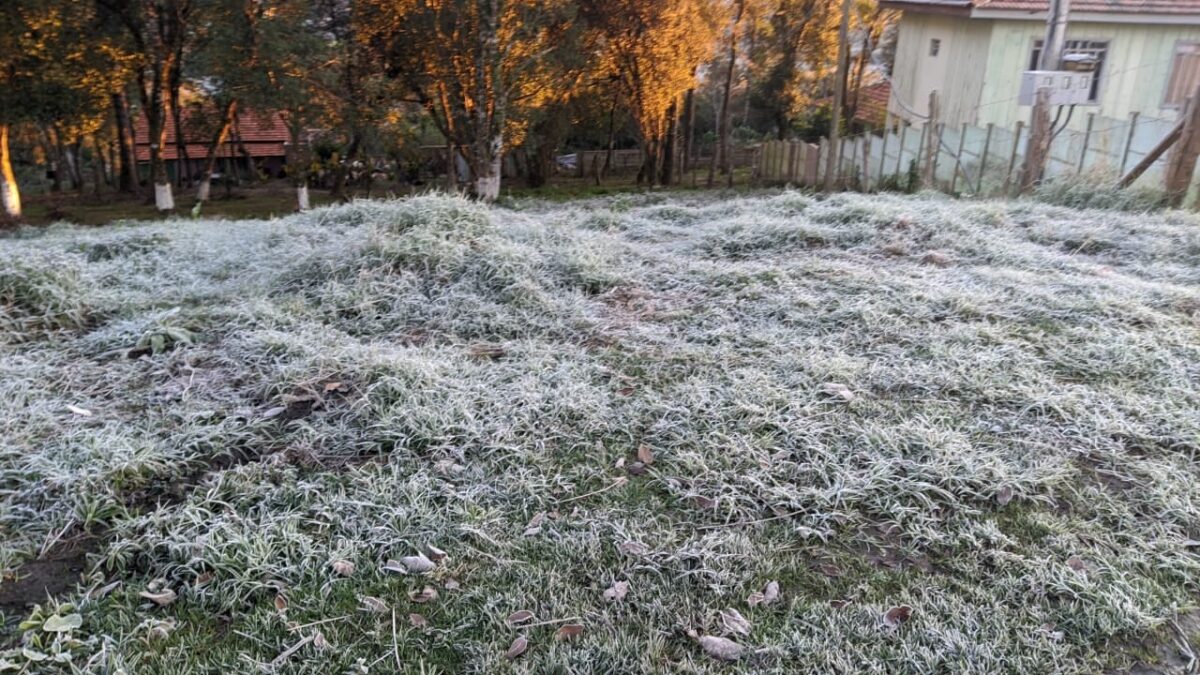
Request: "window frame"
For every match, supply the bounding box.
[929,38,941,57]
[1163,39,1200,110]
[1027,36,1110,104]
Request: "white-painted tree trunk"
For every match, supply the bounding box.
[0,125,21,219]
[0,178,19,219]
[155,182,175,211]
[473,135,503,202]
[296,185,310,211]
[196,178,211,202]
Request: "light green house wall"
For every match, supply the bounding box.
[890,12,1200,132]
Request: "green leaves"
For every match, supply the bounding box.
[40,614,82,633]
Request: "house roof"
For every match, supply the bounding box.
[881,0,1200,17]
[133,108,290,162]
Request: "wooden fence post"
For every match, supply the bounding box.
[1004,120,1025,196]
[950,122,967,193]
[895,121,909,177]
[1165,88,1200,206]
[921,91,940,187]
[877,126,890,187]
[862,136,872,190]
[1119,111,1139,176]
[1077,112,1095,174]
[976,122,994,194]
[1020,87,1052,193]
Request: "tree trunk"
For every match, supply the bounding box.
[284,114,311,211]
[0,125,21,219]
[682,87,695,180]
[468,0,504,201]
[145,81,175,211]
[660,99,678,186]
[196,99,237,202]
[112,92,139,194]
[331,132,361,201]
[718,1,743,178]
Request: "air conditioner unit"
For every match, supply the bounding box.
[1019,70,1094,106]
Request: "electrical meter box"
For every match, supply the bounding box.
[1019,70,1094,106]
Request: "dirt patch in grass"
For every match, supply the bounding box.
[0,536,97,614]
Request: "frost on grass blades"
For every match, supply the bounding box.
[1,192,1199,673]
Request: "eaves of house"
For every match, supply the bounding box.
[879,0,1200,25]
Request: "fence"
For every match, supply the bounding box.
[758,110,1196,200]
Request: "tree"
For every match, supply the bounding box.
[746,0,838,139]
[583,0,719,186]
[708,0,745,188]
[96,0,206,211]
[360,0,583,201]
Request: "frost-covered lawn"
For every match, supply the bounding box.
[1,191,1199,673]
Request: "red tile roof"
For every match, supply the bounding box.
[855,81,891,128]
[975,0,1200,12]
[133,108,290,162]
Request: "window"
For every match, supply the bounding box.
[1029,39,1108,102]
[929,39,940,57]
[1165,42,1200,107]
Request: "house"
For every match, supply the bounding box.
[133,108,291,181]
[880,0,1200,131]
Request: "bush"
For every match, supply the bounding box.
[1032,172,1170,213]
[0,252,90,334]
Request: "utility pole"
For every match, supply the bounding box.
[1038,0,1070,71]
[823,0,853,191]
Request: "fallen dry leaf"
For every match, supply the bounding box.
[996,485,1014,506]
[692,495,717,509]
[408,586,439,604]
[603,580,630,602]
[409,613,429,629]
[138,589,177,606]
[273,594,288,613]
[506,610,535,626]
[747,580,781,607]
[626,461,648,476]
[262,405,287,420]
[424,544,448,563]
[382,560,406,574]
[505,635,528,660]
[555,624,584,641]
[922,250,953,267]
[331,559,355,577]
[323,381,344,393]
[1066,557,1088,574]
[313,631,330,650]
[617,541,648,556]
[818,563,842,578]
[67,405,93,417]
[819,382,855,402]
[637,444,654,465]
[524,512,546,536]
[195,572,213,587]
[469,343,506,359]
[882,605,913,629]
[359,596,387,613]
[718,608,752,636]
[699,635,743,661]
[398,553,436,574]
[443,577,461,591]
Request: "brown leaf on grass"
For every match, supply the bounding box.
[359,596,388,613]
[409,586,439,604]
[443,577,461,590]
[699,635,744,661]
[555,624,584,641]
[382,560,406,574]
[921,251,953,267]
[617,541,648,556]
[424,544,448,563]
[748,580,781,607]
[469,343,506,359]
[637,444,655,465]
[882,605,913,628]
[194,572,213,587]
[506,610,535,626]
[399,553,436,574]
[139,589,177,606]
[524,512,546,536]
[323,381,344,393]
[996,485,1014,505]
[818,563,842,578]
[603,580,630,602]
[616,386,635,396]
[505,636,528,660]
[691,495,717,509]
[408,613,429,629]
[829,599,850,609]
[331,559,355,577]
[718,608,752,636]
[1066,557,1088,574]
[819,382,855,402]
[273,594,288,613]
[313,631,330,650]
[626,461,648,476]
